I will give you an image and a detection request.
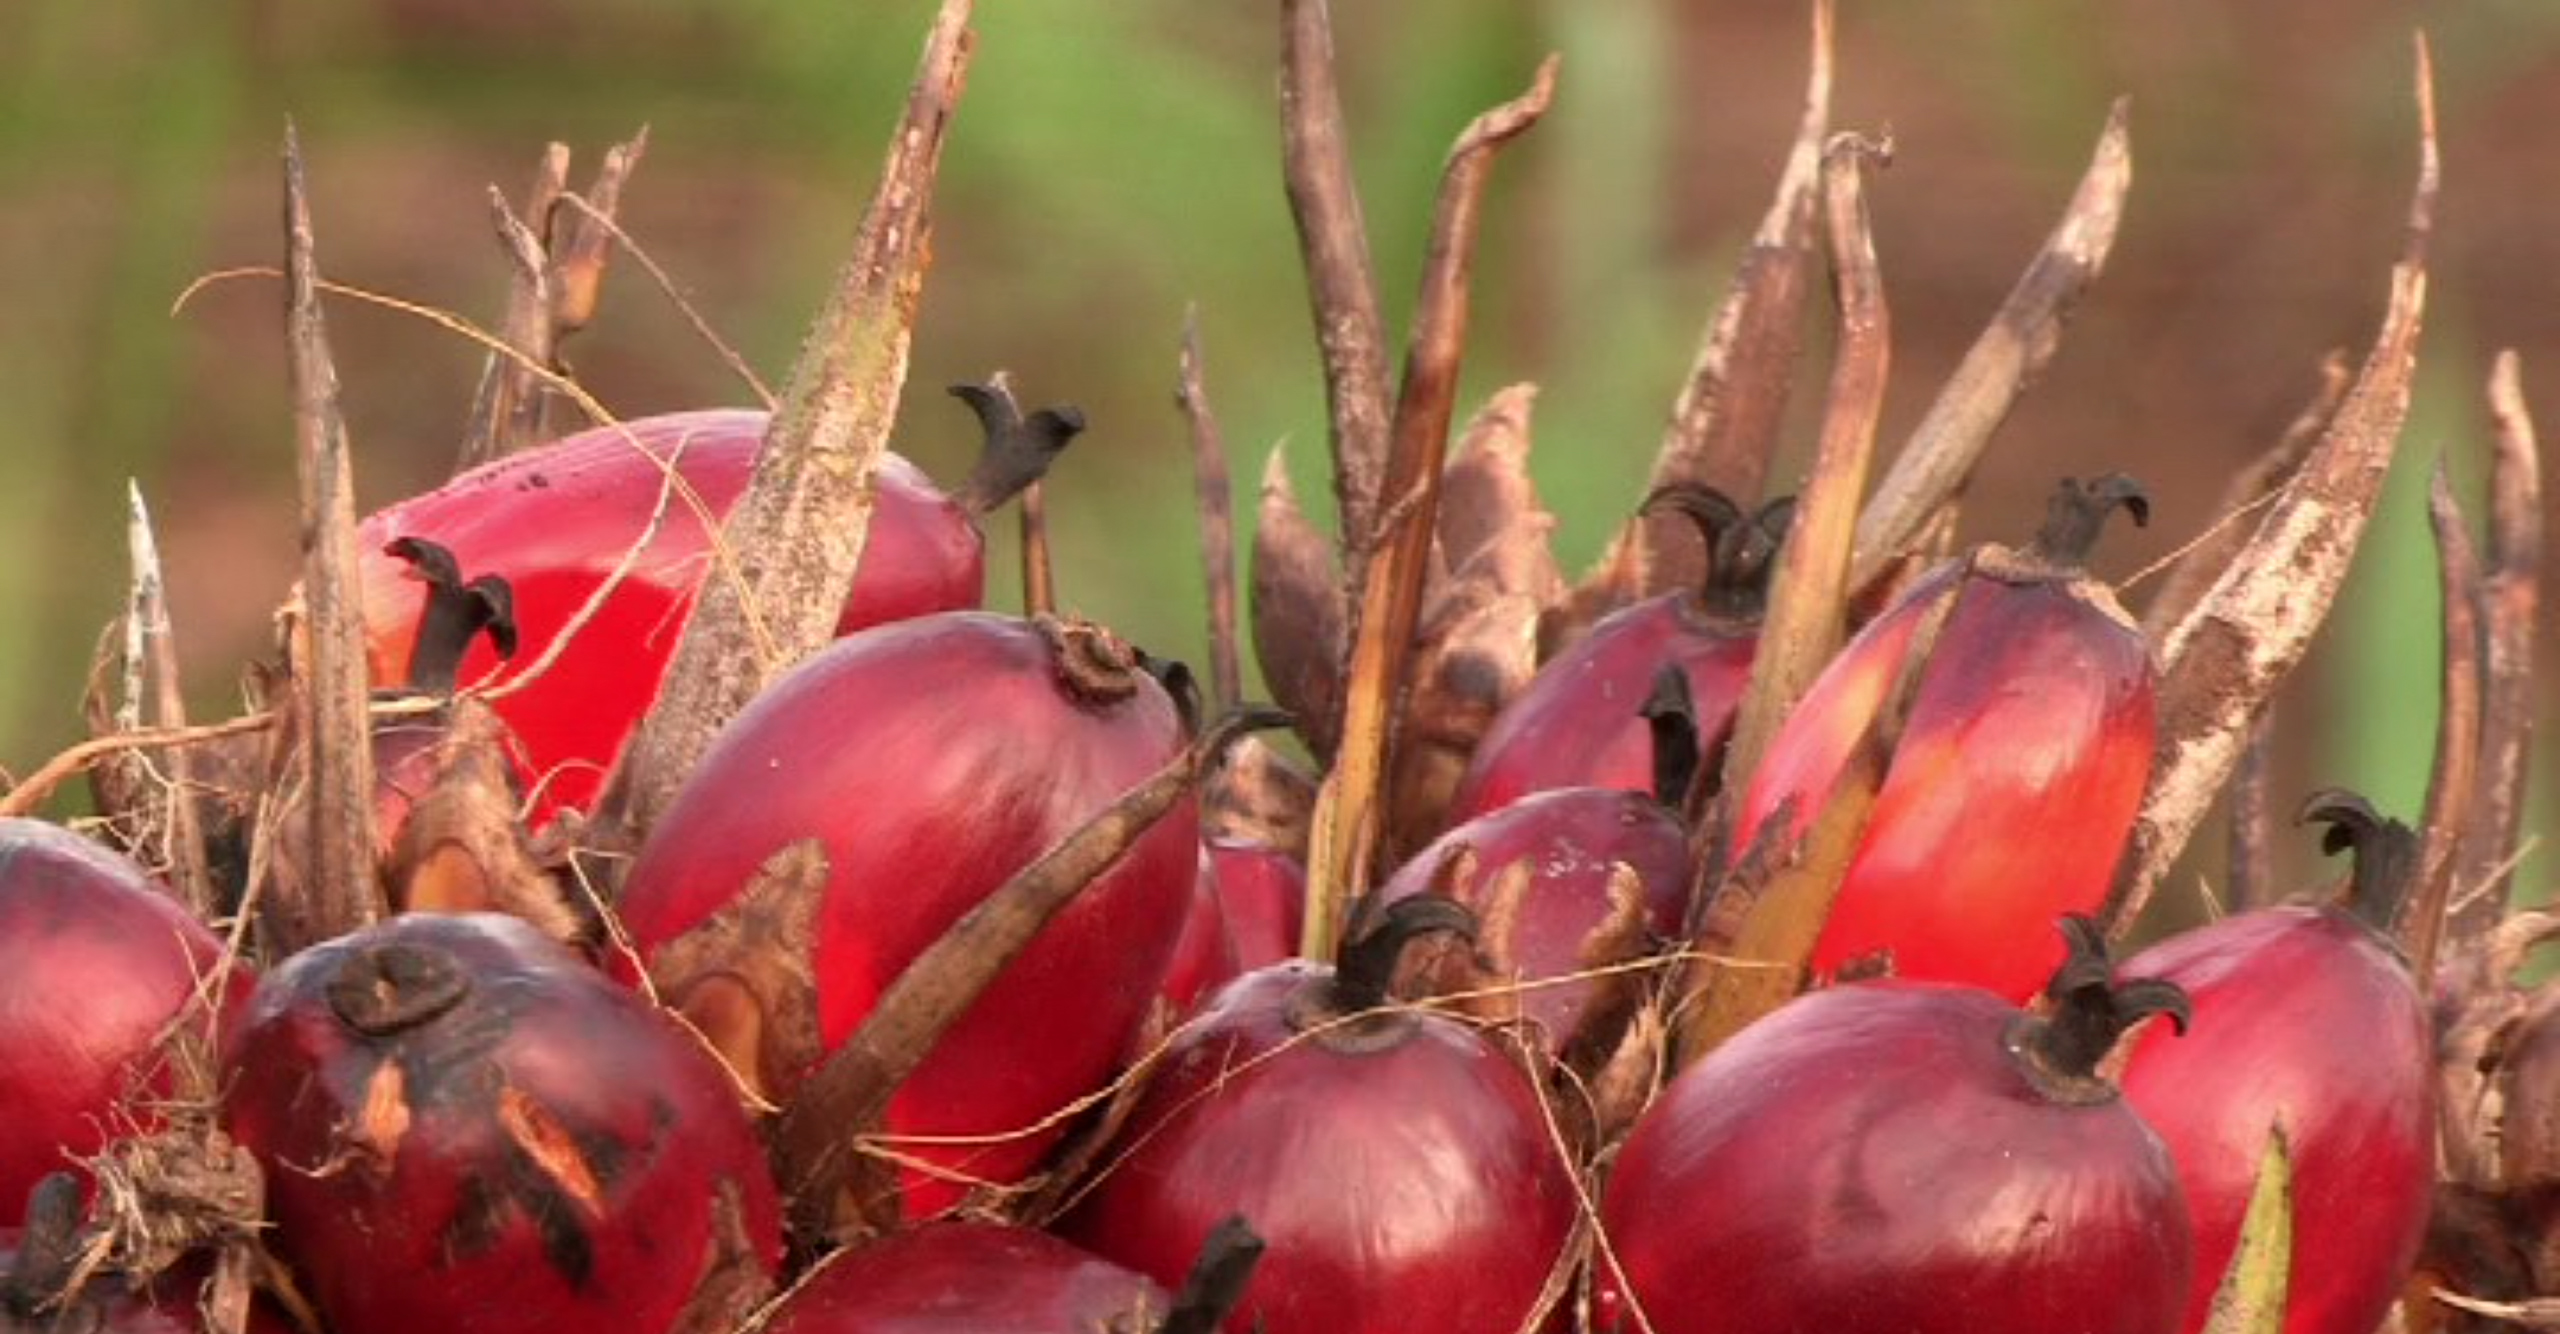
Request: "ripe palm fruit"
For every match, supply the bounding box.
[2119,792,2434,1334]
[1600,916,2194,1334]
[1446,486,1784,824]
[1733,474,2156,1000]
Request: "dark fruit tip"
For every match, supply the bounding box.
[950,375,1086,515]
[1640,663,1701,810]
[2020,914,2192,1086]
[1157,1215,1266,1334]
[1323,894,1477,1018]
[390,536,519,693]
[1037,614,1145,705]
[2295,786,2420,930]
[325,938,473,1037]
[2028,473,2150,569]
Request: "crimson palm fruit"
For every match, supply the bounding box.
[753,1223,1170,1334]
[1600,916,2194,1334]
[1733,474,2156,1000]
[221,913,780,1334]
[1156,852,1245,1017]
[1064,897,1578,1334]
[0,821,251,1227]
[1447,486,1783,824]
[1201,838,1305,970]
[615,612,1195,1219]
[2118,791,2433,1334]
[356,401,1072,821]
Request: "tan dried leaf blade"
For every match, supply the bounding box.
[2202,1128,2293,1334]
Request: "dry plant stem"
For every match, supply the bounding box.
[2227,708,2276,911]
[457,172,562,471]
[125,483,214,917]
[2406,461,2482,984]
[774,707,1289,1246]
[1302,58,1559,960]
[600,0,974,843]
[1178,309,1242,710]
[2452,350,2542,943]
[2139,353,2352,639]
[1279,0,1393,567]
[1718,133,1893,808]
[550,128,648,338]
[2107,39,2436,936]
[1634,0,1832,590]
[1018,481,1056,616]
[557,190,777,410]
[280,122,383,947]
[1848,99,2132,591]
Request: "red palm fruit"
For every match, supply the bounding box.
[1600,916,2195,1334]
[357,402,1072,820]
[1733,474,2157,1000]
[1156,852,1245,1017]
[221,913,780,1334]
[615,612,1195,1219]
[0,821,251,1227]
[1447,486,1784,824]
[755,1223,1171,1334]
[2118,791,2433,1334]
[1064,898,1578,1334]
[1376,741,1692,1056]
[1202,838,1305,970]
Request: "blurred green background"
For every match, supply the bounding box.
[0,0,2552,905]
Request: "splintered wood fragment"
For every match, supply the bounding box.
[1849,98,2132,591]
[1630,0,1833,595]
[1178,309,1242,710]
[1302,58,1558,960]
[2141,353,2352,642]
[2451,350,2541,944]
[280,122,383,950]
[2107,38,2436,935]
[2227,708,2276,911]
[1280,0,1394,568]
[775,707,1288,1245]
[2405,461,2482,985]
[599,1,974,844]
[1718,133,1893,808]
[126,482,215,918]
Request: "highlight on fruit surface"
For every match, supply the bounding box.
[1064,897,1578,1334]
[1446,485,1784,825]
[353,405,1062,821]
[614,611,1197,1220]
[1732,473,2158,999]
[0,820,252,1228]
[1600,916,2195,1334]
[2119,791,2433,1334]
[221,913,781,1334]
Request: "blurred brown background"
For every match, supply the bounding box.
[0,0,2552,909]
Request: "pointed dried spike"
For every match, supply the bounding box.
[2200,1129,2293,1334]
[1178,309,1243,711]
[551,126,650,335]
[1305,56,1559,961]
[1279,0,1394,568]
[2405,459,2483,983]
[457,156,567,473]
[1250,443,1347,758]
[1436,383,1562,600]
[775,706,1290,1245]
[598,1,976,845]
[2108,38,2435,936]
[1634,0,1833,595]
[281,121,384,951]
[2453,349,2542,944]
[124,481,216,919]
[1850,98,2133,589]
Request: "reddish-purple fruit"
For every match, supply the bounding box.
[2120,792,2434,1334]
[1202,838,1305,970]
[222,914,782,1334]
[1377,776,1690,1057]
[1448,486,1782,824]
[1066,898,1578,1334]
[1157,852,1246,1017]
[1734,475,2157,1000]
[1601,917,2195,1334]
[754,1223,1169,1334]
[616,612,1195,1218]
[0,821,251,1227]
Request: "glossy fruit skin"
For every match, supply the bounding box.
[1601,981,2192,1334]
[1448,594,1756,825]
[1376,788,1689,1053]
[616,612,1194,1218]
[1734,563,2155,1000]
[758,1223,1167,1334]
[1203,838,1305,970]
[222,913,781,1334]
[0,821,252,1227]
[1157,852,1245,1017]
[1064,963,1578,1334]
[2120,908,2432,1334]
[358,409,980,820]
